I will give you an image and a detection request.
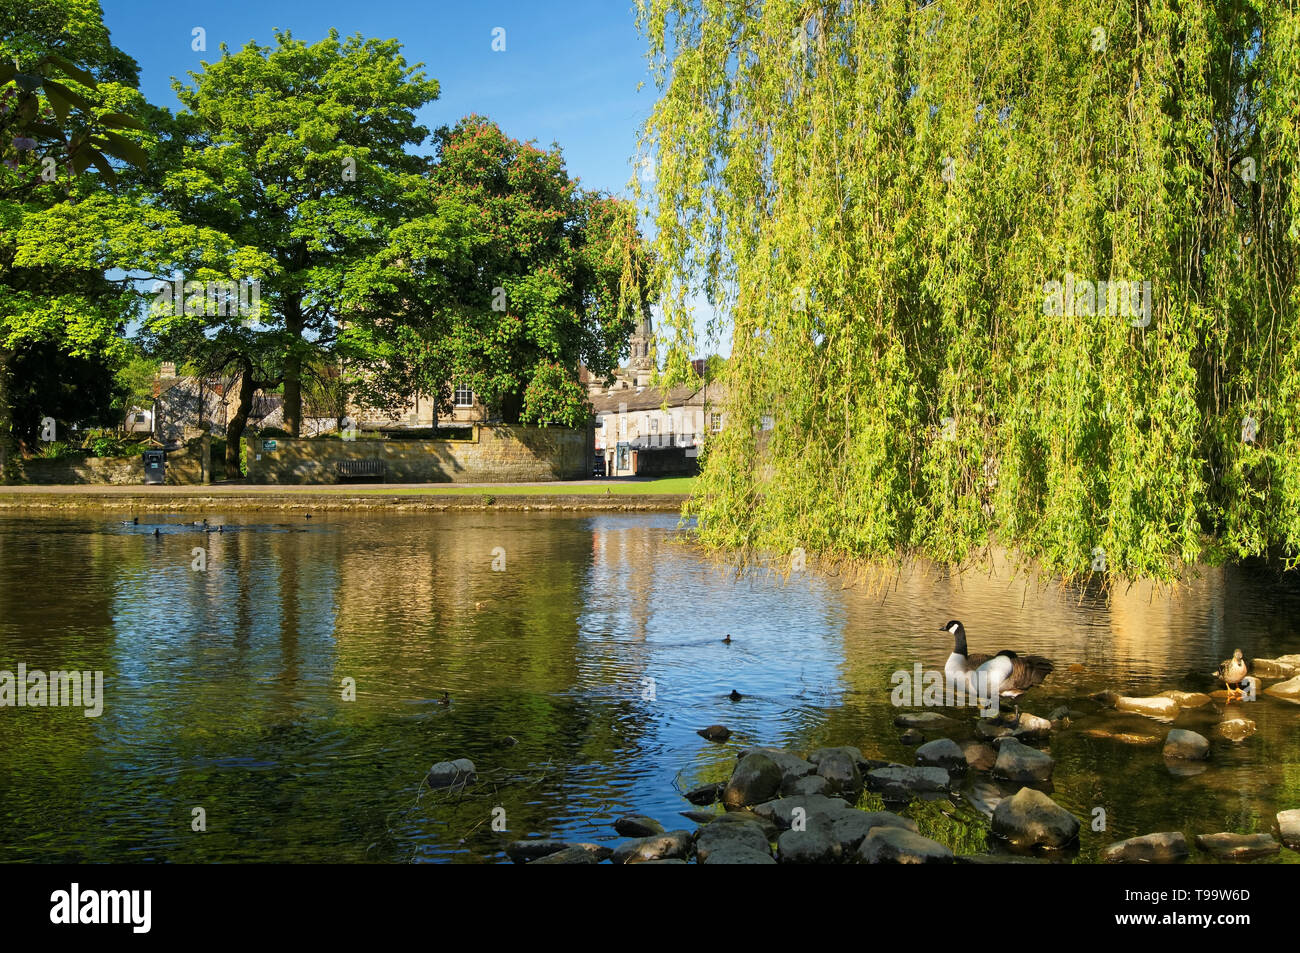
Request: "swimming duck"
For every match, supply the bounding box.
[697,724,731,742]
[120,517,139,526]
[1215,649,1250,701]
[438,692,450,706]
[153,528,161,537]
[942,620,1054,700]
[721,634,732,644]
[728,689,743,701]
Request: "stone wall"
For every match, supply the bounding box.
[245,424,593,484]
[20,445,207,485]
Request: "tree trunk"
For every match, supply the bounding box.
[0,347,15,484]
[283,298,304,437]
[225,368,257,477]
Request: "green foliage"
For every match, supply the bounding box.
[376,116,651,424]
[640,0,1300,580]
[520,360,592,428]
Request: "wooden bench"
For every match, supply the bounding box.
[337,458,386,482]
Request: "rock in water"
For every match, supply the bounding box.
[991,787,1080,849]
[777,826,839,864]
[1277,810,1300,849]
[1218,716,1256,742]
[697,724,731,742]
[1265,675,1300,702]
[529,846,599,864]
[864,765,950,800]
[695,818,771,863]
[684,782,725,805]
[610,830,694,864]
[613,815,665,838]
[1194,832,1280,861]
[1012,713,1054,740]
[960,740,998,772]
[1113,695,1180,720]
[700,845,777,864]
[1101,832,1189,864]
[739,747,816,784]
[814,748,863,797]
[1162,729,1210,760]
[899,728,924,745]
[893,712,954,729]
[505,839,571,863]
[426,758,476,789]
[858,827,954,864]
[826,810,917,853]
[783,774,831,797]
[751,794,852,830]
[722,753,783,809]
[915,738,966,773]
[991,738,1054,783]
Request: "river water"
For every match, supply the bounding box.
[0,512,1296,862]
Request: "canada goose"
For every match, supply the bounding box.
[1215,649,1250,701]
[941,620,1054,700]
[728,689,743,701]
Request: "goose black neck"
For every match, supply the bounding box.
[952,628,968,657]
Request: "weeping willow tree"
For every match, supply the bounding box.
[637,0,1300,580]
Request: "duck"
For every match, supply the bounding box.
[941,619,1054,701]
[697,724,731,742]
[437,691,451,706]
[153,528,161,537]
[721,634,732,644]
[192,518,208,527]
[120,517,139,526]
[728,689,743,701]
[1215,649,1250,701]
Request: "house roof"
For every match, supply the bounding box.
[589,381,721,414]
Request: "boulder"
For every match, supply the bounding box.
[722,753,783,809]
[1218,716,1256,742]
[426,758,476,789]
[751,794,851,830]
[777,826,840,863]
[899,728,925,745]
[992,738,1054,783]
[1162,729,1210,761]
[695,818,771,863]
[529,846,599,864]
[684,782,725,806]
[1194,832,1280,861]
[680,810,716,824]
[1012,713,1054,740]
[701,809,780,841]
[1253,657,1298,678]
[865,764,950,800]
[893,712,955,729]
[915,738,966,773]
[1100,832,1189,864]
[700,845,777,864]
[858,827,954,864]
[614,815,665,838]
[1114,695,1180,719]
[814,748,863,796]
[697,724,731,742]
[975,719,1013,741]
[783,774,831,797]
[825,810,917,853]
[1277,809,1300,850]
[960,740,998,772]
[1160,690,1212,709]
[1265,674,1300,702]
[610,830,694,864]
[991,787,1080,849]
[738,747,816,783]
[505,839,572,863]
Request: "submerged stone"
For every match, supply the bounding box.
[1101,832,1189,864]
[1194,832,1279,861]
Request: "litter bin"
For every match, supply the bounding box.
[143,449,165,485]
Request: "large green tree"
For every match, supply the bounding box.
[640,0,1300,580]
[0,0,151,480]
[376,116,651,429]
[159,29,440,439]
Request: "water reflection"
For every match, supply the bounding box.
[0,513,1296,863]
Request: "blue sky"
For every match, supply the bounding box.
[103,0,652,196]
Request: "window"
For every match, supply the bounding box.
[454,384,474,407]
[711,413,723,433]
[135,413,147,423]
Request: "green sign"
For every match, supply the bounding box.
[262,440,277,451]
